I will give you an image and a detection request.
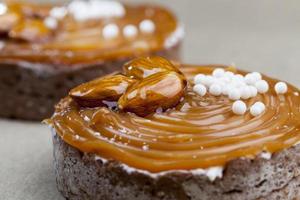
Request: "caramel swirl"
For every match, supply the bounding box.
[49,65,300,172]
[0,2,179,65]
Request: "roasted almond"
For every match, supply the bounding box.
[9,19,51,42]
[118,71,187,116]
[70,74,137,107]
[123,56,182,79]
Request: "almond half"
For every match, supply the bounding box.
[123,56,182,80]
[118,71,187,117]
[70,74,137,107]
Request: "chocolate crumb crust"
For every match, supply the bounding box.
[53,132,300,200]
[0,44,180,121]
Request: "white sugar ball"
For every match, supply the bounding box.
[139,19,155,33]
[222,85,229,95]
[255,80,269,94]
[251,72,262,81]
[274,82,288,94]
[232,100,247,115]
[225,71,234,79]
[254,101,266,110]
[232,80,246,88]
[103,24,119,39]
[244,73,257,85]
[123,24,138,38]
[233,74,245,82]
[212,68,225,78]
[219,76,231,83]
[209,84,222,96]
[248,86,258,97]
[250,102,266,117]
[240,87,251,100]
[228,88,241,100]
[214,79,225,87]
[203,76,215,87]
[44,17,58,29]
[193,84,207,96]
[194,74,206,85]
[50,7,67,19]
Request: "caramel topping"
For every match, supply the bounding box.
[49,63,300,172]
[9,19,52,42]
[0,2,179,65]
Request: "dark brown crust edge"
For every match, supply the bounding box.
[52,131,300,200]
[0,44,181,121]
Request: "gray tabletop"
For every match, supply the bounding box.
[1,0,300,199]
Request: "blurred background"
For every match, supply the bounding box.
[133,0,300,87]
[41,0,300,86]
[1,1,300,200]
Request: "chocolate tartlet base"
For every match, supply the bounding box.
[52,133,300,200]
[0,45,180,121]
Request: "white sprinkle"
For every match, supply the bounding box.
[194,74,206,85]
[250,102,266,117]
[193,84,207,97]
[44,17,58,29]
[255,80,269,94]
[221,85,229,96]
[50,7,67,19]
[75,135,80,140]
[123,24,138,38]
[219,76,231,83]
[232,74,245,82]
[251,72,262,81]
[139,19,155,33]
[142,145,149,151]
[248,86,258,97]
[68,0,125,21]
[275,82,288,94]
[214,79,225,87]
[261,152,272,160]
[254,101,266,110]
[244,73,257,85]
[240,87,252,100]
[212,68,225,78]
[0,3,7,15]
[206,166,223,182]
[294,92,299,96]
[164,23,185,48]
[209,84,222,96]
[225,71,234,79]
[228,88,241,100]
[102,24,119,39]
[232,80,246,88]
[232,100,247,115]
[203,76,215,87]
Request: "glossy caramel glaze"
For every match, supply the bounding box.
[0,2,179,65]
[49,65,300,172]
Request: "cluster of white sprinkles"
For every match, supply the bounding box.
[193,68,288,116]
[102,19,156,39]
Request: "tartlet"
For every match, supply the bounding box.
[0,0,183,120]
[48,57,300,200]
